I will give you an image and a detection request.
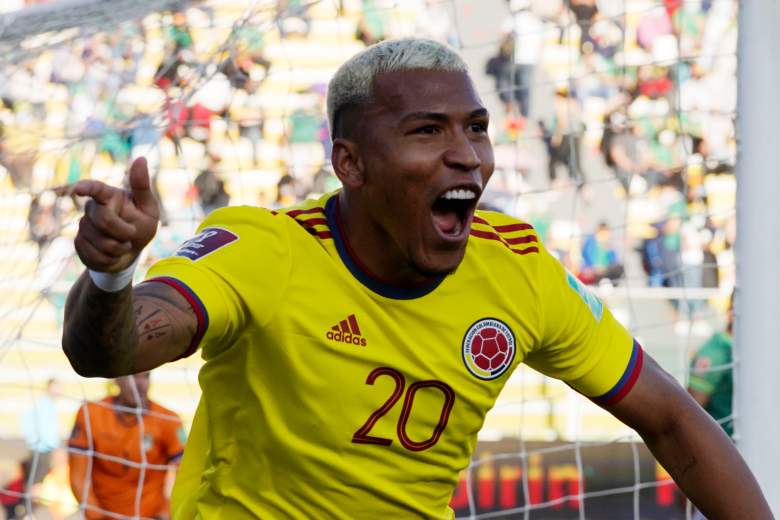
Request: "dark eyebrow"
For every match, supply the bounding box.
[468,108,489,119]
[399,108,489,125]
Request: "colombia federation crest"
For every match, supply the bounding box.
[462,318,516,380]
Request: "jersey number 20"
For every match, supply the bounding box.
[352,367,455,451]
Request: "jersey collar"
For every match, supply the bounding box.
[325,195,445,300]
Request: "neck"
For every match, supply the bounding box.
[336,191,435,288]
[116,395,147,411]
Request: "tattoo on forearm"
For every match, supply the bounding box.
[135,302,174,344]
[134,283,197,352]
[64,273,199,376]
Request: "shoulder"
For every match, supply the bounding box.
[76,397,111,422]
[197,194,335,240]
[147,401,183,428]
[702,332,732,350]
[176,193,336,253]
[696,332,732,362]
[168,203,302,266]
[468,210,541,258]
[710,332,733,357]
[200,204,286,235]
[273,193,333,240]
[168,205,284,262]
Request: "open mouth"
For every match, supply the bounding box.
[431,187,479,240]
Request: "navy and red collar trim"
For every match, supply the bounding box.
[325,195,445,300]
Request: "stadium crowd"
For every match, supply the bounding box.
[0,0,738,517]
[4,0,738,302]
[484,0,736,314]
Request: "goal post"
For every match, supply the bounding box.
[735,0,780,513]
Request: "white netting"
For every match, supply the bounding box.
[0,1,737,519]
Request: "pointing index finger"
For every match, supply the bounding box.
[72,180,125,212]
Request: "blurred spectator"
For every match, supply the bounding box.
[27,190,67,262]
[0,464,25,520]
[579,221,624,285]
[415,0,460,47]
[234,25,272,80]
[38,448,78,520]
[154,49,189,92]
[287,90,324,145]
[355,0,389,46]
[194,153,230,216]
[93,100,133,166]
[273,173,300,209]
[68,372,185,520]
[167,11,194,52]
[187,103,213,144]
[701,233,719,289]
[310,164,341,196]
[220,52,255,91]
[541,85,585,187]
[485,35,516,116]
[230,89,265,166]
[4,379,63,519]
[688,293,733,436]
[20,379,61,487]
[601,112,646,195]
[637,5,674,54]
[164,95,213,160]
[566,0,598,51]
[679,215,709,314]
[306,83,333,164]
[278,0,312,38]
[637,65,673,99]
[641,203,684,290]
[0,126,36,190]
[27,189,79,328]
[500,0,545,120]
[586,9,623,60]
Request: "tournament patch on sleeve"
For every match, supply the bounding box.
[174,227,239,261]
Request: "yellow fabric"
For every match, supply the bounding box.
[145,193,634,519]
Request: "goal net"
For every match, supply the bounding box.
[0,0,738,519]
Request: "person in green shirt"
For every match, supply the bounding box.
[687,296,734,437]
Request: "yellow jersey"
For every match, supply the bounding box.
[145,192,642,519]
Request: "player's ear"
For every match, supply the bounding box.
[332,138,365,188]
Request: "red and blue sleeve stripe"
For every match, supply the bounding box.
[145,276,208,360]
[591,339,644,406]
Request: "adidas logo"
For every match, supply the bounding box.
[326,314,367,346]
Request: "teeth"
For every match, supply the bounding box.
[442,189,476,200]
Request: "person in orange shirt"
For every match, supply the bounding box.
[67,372,185,520]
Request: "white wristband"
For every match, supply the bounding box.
[88,256,141,292]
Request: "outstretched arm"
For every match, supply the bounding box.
[604,355,772,519]
[62,157,197,377]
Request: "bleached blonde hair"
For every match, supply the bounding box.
[326,38,469,138]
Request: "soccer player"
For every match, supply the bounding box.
[688,295,734,437]
[62,39,771,519]
[67,372,185,519]
[686,295,736,520]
